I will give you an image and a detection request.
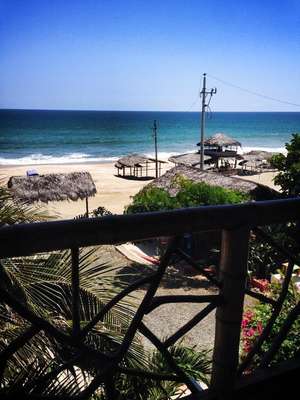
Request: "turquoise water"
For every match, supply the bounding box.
[0,110,299,165]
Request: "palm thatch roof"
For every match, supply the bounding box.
[7,172,97,203]
[117,154,166,167]
[168,153,211,167]
[148,165,279,200]
[117,154,148,167]
[201,133,241,147]
[242,150,278,161]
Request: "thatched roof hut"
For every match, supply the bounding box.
[117,154,149,168]
[242,150,278,161]
[148,165,279,200]
[8,171,96,205]
[168,153,211,168]
[202,133,241,148]
[115,153,166,178]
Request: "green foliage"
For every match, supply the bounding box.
[113,344,211,399]
[248,222,300,279]
[125,176,249,214]
[0,247,144,383]
[175,177,249,207]
[241,283,300,368]
[126,186,178,213]
[0,184,51,225]
[270,133,300,196]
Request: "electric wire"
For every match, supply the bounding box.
[207,73,300,108]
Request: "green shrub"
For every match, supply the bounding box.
[270,133,300,196]
[175,177,249,207]
[125,186,179,213]
[125,176,249,214]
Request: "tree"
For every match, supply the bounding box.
[270,133,300,196]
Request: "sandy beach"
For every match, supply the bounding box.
[0,162,280,220]
[0,162,171,219]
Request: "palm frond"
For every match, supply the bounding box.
[0,185,52,225]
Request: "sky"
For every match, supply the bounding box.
[0,0,300,111]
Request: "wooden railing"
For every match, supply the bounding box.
[0,198,300,399]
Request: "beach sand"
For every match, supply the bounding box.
[0,162,171,219]
[0,163,280,220]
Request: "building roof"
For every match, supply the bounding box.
[116,154,166,168]
[168,152,211,167]
[199,133,241,147]
[242,150,278,161]
[7,171,97,203]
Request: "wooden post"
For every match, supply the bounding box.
[211,226,250,398]
[200,73,207,171]
[85,197,89,218]
[153,120,158,178]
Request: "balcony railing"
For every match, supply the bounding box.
[0,198,300,399]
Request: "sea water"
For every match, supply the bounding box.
[0,110,299,165]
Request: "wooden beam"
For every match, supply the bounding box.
[211,226,250,397]
[0,198,299,257]
[85,197,89,218]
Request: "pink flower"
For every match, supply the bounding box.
[251,278,270,293]
[257,322,263,334]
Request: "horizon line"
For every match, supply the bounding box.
[1,108,300,113]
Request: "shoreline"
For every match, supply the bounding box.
[0,145,287,168]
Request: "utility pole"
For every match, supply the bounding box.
[153,120,158,178]
[200,73,217,170]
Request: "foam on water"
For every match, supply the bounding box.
[0,145,287,166]
[0,153,119,166]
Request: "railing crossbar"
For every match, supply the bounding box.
[1,199,300,258]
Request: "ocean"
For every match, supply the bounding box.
[0,110,299,165]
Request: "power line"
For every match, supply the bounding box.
[207,73,300,108]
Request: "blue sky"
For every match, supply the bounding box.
[0,0,300,111]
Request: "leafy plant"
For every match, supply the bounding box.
[248,223,300,279]
[241,283,300,368]
[125,176,249,214]
[270,133,300,196]
[0,246,145,393]
[111,344,211,399]
[0,184,51,226]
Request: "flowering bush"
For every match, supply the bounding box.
[241,283,300,368]
[241,308,267,357]
[250,278,270,293]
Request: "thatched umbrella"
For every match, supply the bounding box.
[7,171,97,217]
[168,153,211,168]
[201,133,241,148]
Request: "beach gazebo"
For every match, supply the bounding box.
[202,132,241,150]
[115,154,166,178]
[7,171,97,217]
[197,133,242,169]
